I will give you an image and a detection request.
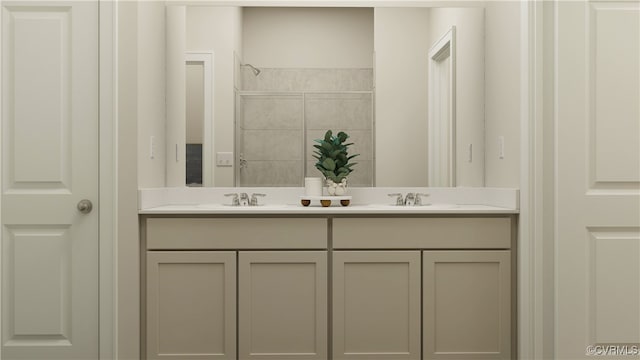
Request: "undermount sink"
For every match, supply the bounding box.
[366,203,460,209]
[197,203,286,209]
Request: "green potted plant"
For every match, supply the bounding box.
[313,130,359,195]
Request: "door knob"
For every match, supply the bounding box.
[77,199,93,214]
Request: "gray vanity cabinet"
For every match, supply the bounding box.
[144,217,329,360]
[146,251,237,360]
[238,251,328,360]
[332,217,514,360]
[332,251,422,360]
[422,251,511,359]
[143,215,514,360]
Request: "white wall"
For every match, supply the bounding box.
[374,8,430,186]
[166,6,186,187]
[138,1,166,188]
[119,3,169,358]
[243,7,373,68]
[186,7,242,186]
[484,1,521,187]
[428,7,485,187]
[116,2,139,359]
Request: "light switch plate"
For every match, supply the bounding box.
[149,136,155,159]
[216,152,233,167]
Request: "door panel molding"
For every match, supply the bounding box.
[587,2,640,192]
[2,6,72,191]
[2,225,72,346]
[586,227,640,345]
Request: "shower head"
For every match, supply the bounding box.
[241,63,261,76]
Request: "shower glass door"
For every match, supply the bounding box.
[235,93,304,186]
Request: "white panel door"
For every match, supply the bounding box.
[556,1,640,359]
[1,1,99,359]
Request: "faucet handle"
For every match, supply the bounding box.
[388,193,404,206]
[250,193,266,206]
[404,193,416,206]
[415,193,430,206]
[224,193,239,206]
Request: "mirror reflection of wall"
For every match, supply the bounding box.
[175,5,501,188]
[236,8,374,187]
[428,27,455,187]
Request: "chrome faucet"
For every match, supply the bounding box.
[239,193,249,206]
[225,192,265,206]
[404,193,416,206]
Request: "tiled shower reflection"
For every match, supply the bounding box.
[236,68,374,187]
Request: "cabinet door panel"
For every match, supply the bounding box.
[423,251,511,359]
[333,251,421,360]
[239,251,328,360]
[147,251,236,360]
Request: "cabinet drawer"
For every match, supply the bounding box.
[333,217,512,249]
[146,218,328,249]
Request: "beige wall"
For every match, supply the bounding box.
[119,2,169,358]
[374,8,430,187]
[428,7,485,187]
[117,2,140,359]
[243,7,373,68]
[138,1,166,188]
[165,6,186,187]
[186,7,243,186]
[484,1,521,187]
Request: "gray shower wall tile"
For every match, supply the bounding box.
[306,130,372,162]
[241,95,303,130]
[240,160,303,187]
[242,68,373,92]
[305,93,373,130]
[346,160,373,187]
[242,129,302,161]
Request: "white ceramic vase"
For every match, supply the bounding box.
[326,178,348,196]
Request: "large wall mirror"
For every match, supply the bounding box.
[166,5,489,188]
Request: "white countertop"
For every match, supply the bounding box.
[138,187,519,215]
[139,203,518,215]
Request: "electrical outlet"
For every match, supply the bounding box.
[149,136,155,159]
[499,136,505,159]
[217,152,234,167]
[468,143,473,162]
